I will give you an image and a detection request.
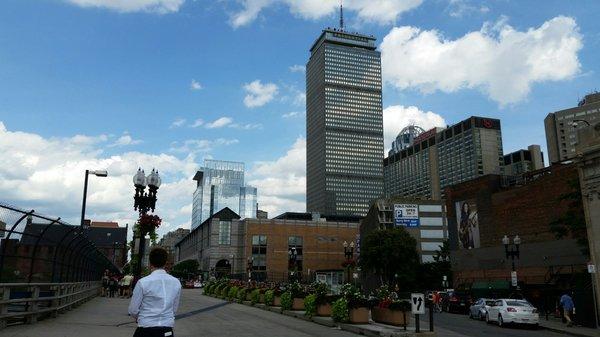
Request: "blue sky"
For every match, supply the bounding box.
[0,0,598,236]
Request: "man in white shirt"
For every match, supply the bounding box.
[128,247,182,337]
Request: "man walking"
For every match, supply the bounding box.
[128,247,181,337]
[560,291,575,327]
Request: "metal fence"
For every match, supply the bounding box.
[0,203,120,283]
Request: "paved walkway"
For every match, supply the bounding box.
[539,318,600,337]
[3,290,358,337]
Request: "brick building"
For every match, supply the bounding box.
[445,163,594,325]
[84,220,128,269]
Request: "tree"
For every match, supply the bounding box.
[171,259,199,279]
[360,228,419,289]
[549,178,589,257]
[433,240,450,262]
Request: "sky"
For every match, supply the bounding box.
[0,0,599,238]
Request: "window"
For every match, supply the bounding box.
[288,236,304,272]
[218,221,231,245]
[251,235,267,271]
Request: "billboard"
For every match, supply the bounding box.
[394,204,420,227]
[455,199,480,249]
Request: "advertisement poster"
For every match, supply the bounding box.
[455,200,480,249]
[394,204,420,227]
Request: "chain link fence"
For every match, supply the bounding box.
[0,203,120,283]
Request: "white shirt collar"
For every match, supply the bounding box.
[151,269,167,275]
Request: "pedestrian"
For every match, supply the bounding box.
[101,270,110,297]
[128,247,181,337]
[122,273,134,298]
[109,274,118,298]
[560,291,575,327]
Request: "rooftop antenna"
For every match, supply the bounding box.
[339,0,344,31]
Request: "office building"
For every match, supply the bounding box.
[503,145,545,175]
[191,159,257,229]
[383,116,503,200]
[159,228,190,266]
[545,92,600,164]
[306,26,384,217]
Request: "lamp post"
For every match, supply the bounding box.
[288,247,297,282]
[132,168,161,278]
[343,241,355,284]
[502,235,521,289]
[247,257,254,282]
[80,170,108,227]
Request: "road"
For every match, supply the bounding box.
[427,311,572,337]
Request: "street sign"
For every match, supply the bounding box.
[589,263,596,274]
[411,293,425,315]
[394,204,420,227]
[511,271,518,287]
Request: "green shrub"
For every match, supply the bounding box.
[264,290,275,306]
[281,291,293,310]
[237,288,248,302]
[304,294,317,317]
[250,289,261,305]
[221,285,231,298]
[332,298,349,323]
[228,286,239,301]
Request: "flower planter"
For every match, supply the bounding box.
[371,307,410,326]
[349,307,369,324]
[317,303,332,317]
[273,296,281,307]
[292,298,305,311]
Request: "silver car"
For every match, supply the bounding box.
[469,298,495,320]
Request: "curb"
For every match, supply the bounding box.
[540,325,597,337]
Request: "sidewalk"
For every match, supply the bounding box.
[539,319,600,337]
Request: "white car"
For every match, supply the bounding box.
[486,299,539,327]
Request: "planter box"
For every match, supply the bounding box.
[292,298,305,311]
[349,307,369,324]
[317,303,332,317]
[371,307,410,326]
[273,296,281,307]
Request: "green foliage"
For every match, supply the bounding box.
[360,228,419,288]
[433,240,450,262]
[228,286,239,301]
[332,298,349,323]
[221,285,231,298]
[237,288,247,302]
[250,289,261,305]
[264,290,275,306]
[171,259,199,279]
[340,284,367,308]
[287,281,306,298]
[280,291,293,310]
[304,294,317,317]
[550,178,589,256]
[311,282,331,304]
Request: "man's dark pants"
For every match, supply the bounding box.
[133,326,174,337]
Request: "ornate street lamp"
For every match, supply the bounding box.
[503,235,521,289]
[288,247,298,282]
[132,168,161,278]
[343,241,355,283]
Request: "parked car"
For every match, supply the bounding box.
[469,298,495,320]
[443,291,472,314]
[486,299,539,327]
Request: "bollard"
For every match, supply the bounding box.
[429,300,434,332]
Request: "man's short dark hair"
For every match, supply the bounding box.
[149,247,168,268]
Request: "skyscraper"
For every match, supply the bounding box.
[306,20,384,216]
[191,159,257,229]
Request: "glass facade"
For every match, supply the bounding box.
[191,159,257,229]
[306,29,384,217]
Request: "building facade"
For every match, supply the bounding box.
[503,145,545,176]
[388,125,427,157]
[360,198,448,263]
[191,159,257,229]
[159,228,190,266]
[384,116,504,200]
[306,27,384,217]
[175,209,360,286]
[85,220,128,268]
[545,92,600,164]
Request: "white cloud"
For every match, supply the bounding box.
[282,111,302,118]
[383,105,446,152]
[0,121,197,239]
[381,16,583,106]
[190,118,204,128]
[248,137,306,216]
[447,0,490,18]
[190,79,203,91]
[110,133,143,147]
[243,80,279,108]
[169,138,238,154]
[230,122,263,130]
[289,65,306,73]
[205,117,233,129]
[64,0,184,14]
[229,0,423,28]
[170,118,186,129]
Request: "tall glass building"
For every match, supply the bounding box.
[191,160,257,229]
[306,27,384,217]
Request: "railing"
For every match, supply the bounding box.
[0,281,100,329]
